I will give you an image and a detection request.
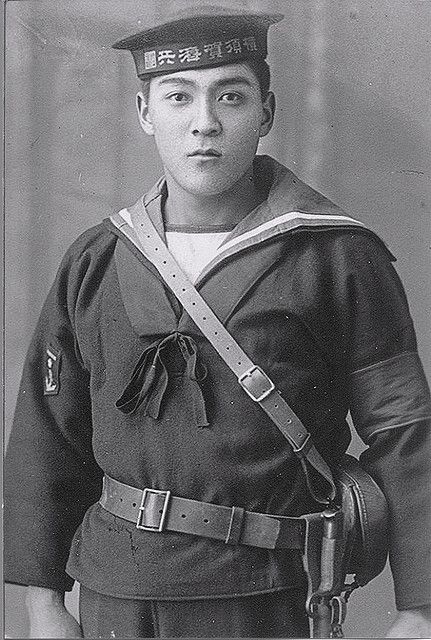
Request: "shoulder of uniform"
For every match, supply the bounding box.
[299,225,397,269]
[60,221,117,264]
[326,226,394,258]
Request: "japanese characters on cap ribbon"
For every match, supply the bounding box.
[143,35,258,71]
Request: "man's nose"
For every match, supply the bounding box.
[191,99,222,137]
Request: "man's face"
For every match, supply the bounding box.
[136,63,274,197]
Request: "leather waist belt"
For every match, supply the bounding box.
[99,475,305,550]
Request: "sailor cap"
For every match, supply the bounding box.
[112,6,283,79]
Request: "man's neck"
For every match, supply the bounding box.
[163,168,266,228]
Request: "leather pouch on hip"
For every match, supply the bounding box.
[333,453,389,586]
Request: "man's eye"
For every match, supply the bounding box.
[167,92,189,103]
[219,92,243,104]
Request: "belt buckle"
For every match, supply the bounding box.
[136,488,171,532]
[238,366,275,402]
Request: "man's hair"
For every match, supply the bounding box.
[140,79,151,104]
[245,59,271,98]
[139,59,271,103]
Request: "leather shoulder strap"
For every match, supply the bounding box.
[111,207,336,504]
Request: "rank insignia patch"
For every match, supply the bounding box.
[44,345,61,395]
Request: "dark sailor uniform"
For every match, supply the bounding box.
[5,156,431,616]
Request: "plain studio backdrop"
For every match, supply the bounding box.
[4,1,430,638]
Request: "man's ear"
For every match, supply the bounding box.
[136,91,154,136]
[259,91,276,138]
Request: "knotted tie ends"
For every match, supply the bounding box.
[116,332,209,427]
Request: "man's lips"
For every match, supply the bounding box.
[187,149,222,157]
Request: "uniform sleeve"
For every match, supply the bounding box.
[4,250,103,592]
[336,233,431,610]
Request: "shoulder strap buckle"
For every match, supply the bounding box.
[238,366,275,402]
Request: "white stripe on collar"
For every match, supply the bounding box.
[215,210,364,256]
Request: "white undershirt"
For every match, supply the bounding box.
[118,208,232,282]
[165,230,231,282]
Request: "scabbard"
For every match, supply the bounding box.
[319,508,345,595]
[312,600,332,638]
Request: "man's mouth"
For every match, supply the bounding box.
[188,149,222,158]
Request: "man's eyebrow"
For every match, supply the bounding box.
[212,77,254,89]
[155,76,254,89]
[156,77,196,87]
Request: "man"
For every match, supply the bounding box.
[4,6,431,638]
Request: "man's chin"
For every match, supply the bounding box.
[175,174,246,198]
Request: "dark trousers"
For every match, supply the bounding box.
[79,585,310,639]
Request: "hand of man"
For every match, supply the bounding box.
[386,606,431,638]
[26,586,83,639]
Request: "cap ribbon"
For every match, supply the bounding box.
[132,33,262,76]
